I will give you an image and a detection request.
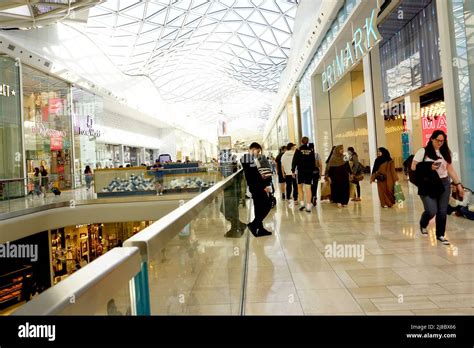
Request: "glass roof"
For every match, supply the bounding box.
[84,0,298,140]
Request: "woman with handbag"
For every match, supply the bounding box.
[411,130,463,245]
[370,147,398,208]
[326,145,351,208]
[348,147,363,201]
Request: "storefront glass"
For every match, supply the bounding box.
[0,55,24,199]
[22,65,73,190]
[96,143,121,168]
[72,87,104,186]
[448,0,474,189]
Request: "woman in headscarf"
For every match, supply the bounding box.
[325,144,351,207]
[370,147,398,208]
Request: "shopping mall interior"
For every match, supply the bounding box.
[0,0,473,344]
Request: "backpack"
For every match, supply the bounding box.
[404,155,418,186]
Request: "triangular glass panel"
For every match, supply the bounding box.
[148,8,167,25]
[124,3,146,19]
[272,16,290,33]
[260,10,280,25]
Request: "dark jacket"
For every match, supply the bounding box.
[275,152,284,175]
[241,154,266,195]
[415,162,445,198]
[291,145,315,174]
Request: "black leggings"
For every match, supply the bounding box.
[285,175,298,200]
[355,181,361,198]
[251,192,272,229]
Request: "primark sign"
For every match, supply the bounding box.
[322,7,382,92]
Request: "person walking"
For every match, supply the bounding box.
[291,136,316,212]
[275,146,287,200]
[326,145,351,207]
[281,142,298,208]
[411,130,464,245]
[370,147,398,208]
[348,146,363,201]
[84,165,93,190]
[39,165,48,196]
[309,143,323,206]
[241,142,272,237]
[32,167,42,197]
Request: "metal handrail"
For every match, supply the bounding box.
[12,247,142,315]
[124,169,243,261]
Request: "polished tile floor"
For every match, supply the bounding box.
[147,177,473,315]
[245,178,474,315]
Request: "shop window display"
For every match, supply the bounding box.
[22,65,73,190]
[50,221,153,285]
[0,56,24,199]
[72,87,104,187]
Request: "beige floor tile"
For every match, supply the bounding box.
[245,302,304,315]
[292,271,344,290]
[439,282,474,294]
[359,255,411,268]
[367,310,414,315]
[244,282,298,303]
[185,304,232,315]
[427,294,474,308]
[186,287,231,305]
[298,289,363,314]
[387,284,450,297]
[349,286,393,299]
[334,270,359,289]
[436,264,474,282]
[395,253,453,266]
[326,259,366,270]
[370,296,438,311]
[286,258,333,273]
[356,299,379,313]
[392,266,459,284]
[346,268,409,287]
[247,266,292,282]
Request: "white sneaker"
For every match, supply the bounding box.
[420,226,429,236]
[437,236,450,245]
[288,201,294,208]
[299,201,305,211]
[305,203,312,212]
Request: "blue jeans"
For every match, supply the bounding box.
[85,175,93,189]
[419,178,451,238]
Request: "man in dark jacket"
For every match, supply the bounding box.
[275,146,287,200]
[292,136,316,212]
[241,142,272,237]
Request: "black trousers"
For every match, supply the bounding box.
[251,191,272,229]
[285,175,298,200]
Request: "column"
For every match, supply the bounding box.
[363,48,386,167]
[435,0,461,176]
[140,147,146,165]
[404,92,423,153]
[312,74,332,161]
[118,144,124,167]
[292,93,302,142]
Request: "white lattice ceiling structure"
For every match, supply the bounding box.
[83,0,298,140]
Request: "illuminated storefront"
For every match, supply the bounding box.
[0,55,24,199]
[22,65,73,190]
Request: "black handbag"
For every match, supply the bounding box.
[375,172,386,182]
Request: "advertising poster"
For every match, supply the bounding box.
[50,136,63,151]
[421,113,447,146]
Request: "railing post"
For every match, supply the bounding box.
[131,261,151,315]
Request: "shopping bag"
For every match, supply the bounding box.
[394,182,405,202]
[320,181,331,200]
[349,183,356,199]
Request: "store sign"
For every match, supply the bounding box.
[218,136,232,150]
[50,136,63,150]
[75,114,102,137]
[421,114,448,145]
[0,83,16,97]
[31,123,67,138]
[322,7,381,92]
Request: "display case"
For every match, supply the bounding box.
[94,167,156,197]
[149,163,223,194]
[0,266,34,309]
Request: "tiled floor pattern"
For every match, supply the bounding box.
[244,179,474,315]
